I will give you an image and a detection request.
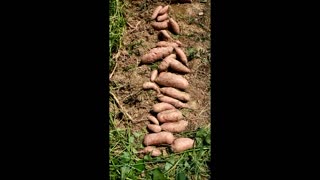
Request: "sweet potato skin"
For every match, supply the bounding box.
[147,115,160,125]
[157,13,169,22]
[143,132,175,146]
[141,46,174,64]
[143,82,160,94]
[158,30,172,41]
[171,138,194,153]
[169,18,180,34]
[174,47,188,66]
[151,5,163,20]
[140,146,161,156]
[157,109,183,123]
[160,87,190,102]
[152,102,176,113]
[168,58,191,74]
[155,72,189,90]
[161,120,188,133]
[158,59,170,72]
[157,94,189,108]
[151,20,169,30]
[150,69,158,82]
[156,41,179,48]
[147,124,162,133]
[158,5,169,15]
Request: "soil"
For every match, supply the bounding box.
[110,0,211,133]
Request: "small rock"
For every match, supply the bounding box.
[199,12,204,16]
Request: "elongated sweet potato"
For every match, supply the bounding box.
[158,5,169,15]
[152,102,176,113]
[148,124,162,133]
[171,138,194,153]
[168,58,191,73]
[139,146,161,157]
[141,46,174,64]
[157,94,190,108]
[157,109,183,123]
[157,13,169,22]
[151,20,169,30]
[174,47,188,66]
[156,41,179,48]
[168,18,180,34]
[166,54,177,59]
[155,72,189,90]
[158,30,172,41]
[160,87,190,102]
[147,115,160,125]
[143,132,175,146]
[151,5,163,20]
[150,69,158,82]
[158,59,170,72]
[161,120,188,133]
[143,82,160,94]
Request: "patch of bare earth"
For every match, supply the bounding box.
[110,0,211,132]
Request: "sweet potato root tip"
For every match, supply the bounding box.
[151,5,163,20]
[143,132,175,146]
[171,138,194,153]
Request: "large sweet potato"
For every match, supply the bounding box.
[171,138,194,153]
[143,132,175,146]
[160,87,190,102]
[155,72,189,90]
[161,120,188,133]
[141,46,174,64]
[157,109,183,123]
[152,102,176,113]
[157,94,190,108]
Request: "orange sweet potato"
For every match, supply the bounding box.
[160,87,190,102]
[157,13,169,22]
[160,120,188,133]
[151,20,169,30]
[143,132,175,146]
[168,18,180,34]
[157,94,190,108]
[147,124,162,133]
[171,138,194,153]
[155,72,189,90]
[157,109,183,123]
[151,5,163,20]
[152,102,176,113]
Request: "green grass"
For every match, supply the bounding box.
[109,0,126,69]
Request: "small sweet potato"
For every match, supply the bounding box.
[139,146,161,157]
[168,58,191,73]
[157,13,169,22]
[143,132,175,146]
[150,69,158,82]
[156,41,179,48]
[157,94,190,108]
[160,87,190,102]
[141,46,174,64]
[155,72,189,90]
[158,5,169,15]
[157,109,183,123]
[151,5,163,20]
[151,20,169,30]
[152,102,176,113]
[168,18,180,34]
[174,47,188,66]
[148,124,162,133]
[147,115,160,125]
[158,30,172,41]
[143,82,160,94]
[161,120,188,133]
[171,138,194,153]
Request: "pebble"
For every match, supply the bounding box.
[199,12,204,16]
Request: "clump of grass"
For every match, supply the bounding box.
[109,0,126,70]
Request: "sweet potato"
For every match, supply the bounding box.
[157,13,169,22]
[168,18,180,34]
[139,146,161,157]
[157,94,190,108]
[143,132,175,146]
[160,87,190,102]
[156,41,179,48]
[174,40,183,47]
[151,20,169,30]
[158,59,170,72]
[150,69,158,82]
[141,46,174,64]
[152,102,176,113]
[158,30,172,41]
[155,72,189,90]
[166,54,177,59]
[174,47,188,66]
[147,115,160,125]
[151,5,163,20]
[147,124,162,133]
[161,120,188,133]
[157,109,183,123]
[171,138,194,153]
[158,5,169,15]
[167,58,191,73]
[143,82,160,94]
